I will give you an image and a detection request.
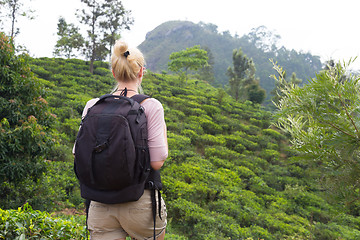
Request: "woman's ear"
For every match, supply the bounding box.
[112,69,116,78]
[138,67,144,78]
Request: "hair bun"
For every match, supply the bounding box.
[113,40,129,57]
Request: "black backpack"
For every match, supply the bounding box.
[74,94,162,204]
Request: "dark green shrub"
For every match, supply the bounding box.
[248,225,272,240]
[312,223,341,240]
[168,132,192,151]
[48,142,73,162]
[283,185,330,215]
[181,129,197,144]
[249,117,263,127]
[0,33,57,209]
[30,65,52,79]
[204,146,241,161]
[201,104,220,117]
[171,87,190,96]
[184,121,204,134]
[0,161,81,211]
[168,198,220,239]
[93,60,108,68]
[196,134,225,147]
[223,131,245,149]
[260,149,280,163]
[248,176,276,195]
[262,128,285,141]
[0,203,87,239]
[50,73,66,83]
[233,143,246,153]
[237,138,259,151]
[93,67,111,76]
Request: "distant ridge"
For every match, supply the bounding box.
[139,20,322,97]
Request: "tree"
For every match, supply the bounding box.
[0,0,34,39]
[77,0,133,73]
[197,46,216,84]
[270,59,302,106]
[168,45,208,83]
[245,25,281,52]
[77,0,108,73]
[227,48,265,103]
[247,83,266,104]
[101,0,133,61]
[198,21,218,34]
[272,59,360,209]
[53,17,84,59]
[0,32,54,206]
[227,48,249,101]
[243,58,266,104]
[323,59,347,83]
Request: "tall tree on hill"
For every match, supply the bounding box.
[227,48,265,103]
[247,83,266,104]
[197,46,216,84]
[77,0,133,73]
[53,17,84,59]
[227,48,249,101]
[270,59,302,107]
[168,45,208,84]
[0,0,35,39]
[77,0,107,73]
[243,59,266,104]
[101,0,133,61]
[245,25,281,52]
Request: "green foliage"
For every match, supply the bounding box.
[0,203,87,239]
[227,48,265,103]
[272,59,360,210]
[0,32,55,190]
[270,60,302,108]
[141,71,359,239]
[100,0,134,54]
[53,17,84,58]
[0,161,82,211]
[168,45,208,82]
[76,0,133,72]
[262,128,285,141]
[3,49,359,239]
[247,82,266,104]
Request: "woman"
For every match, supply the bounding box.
[80,40,168,240]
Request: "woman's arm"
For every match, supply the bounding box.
[151,160,165,170]
[143,99,168,170]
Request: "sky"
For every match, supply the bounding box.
[9,0,360,70]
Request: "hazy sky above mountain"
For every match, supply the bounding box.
[12,0,360,69]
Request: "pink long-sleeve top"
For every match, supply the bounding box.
[74,97,168,162]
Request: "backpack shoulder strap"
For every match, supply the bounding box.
[131,94,150,104]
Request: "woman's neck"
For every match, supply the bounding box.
[114,83,138,97]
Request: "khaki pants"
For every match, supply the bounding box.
[88,190,167,239]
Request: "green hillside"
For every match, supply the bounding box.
[1,54,359,239]
[139,21,323,98]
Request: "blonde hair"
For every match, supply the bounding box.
[111,40,145,83]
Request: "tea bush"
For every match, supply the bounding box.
[0,203,87,239]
